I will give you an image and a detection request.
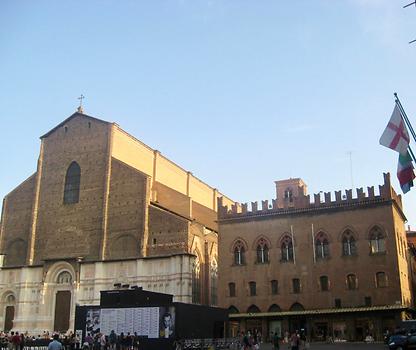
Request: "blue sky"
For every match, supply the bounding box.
[1,1,416,227]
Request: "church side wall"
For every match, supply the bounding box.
[111,128,154,176]
[111,128,233,213]
[192,201,217,232]
[147,206,189,257]
[33,116,110,263]
[1,175,36,266]
[152,182,191,219]
[106,158,150,260]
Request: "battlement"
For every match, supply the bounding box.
[218,173,403,219]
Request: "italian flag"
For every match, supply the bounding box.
[397,151,415,193]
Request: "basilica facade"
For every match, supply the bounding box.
[0,110,233,333]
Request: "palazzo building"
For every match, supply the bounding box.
[0,110,233,333]
[217,174,413,341]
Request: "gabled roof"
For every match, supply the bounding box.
[40,111,111,139]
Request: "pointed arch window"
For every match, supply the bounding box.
[63,162,81,204]
[233,240,245,265]
[281,235,294,262]
[284,188,293,203]
[192,257,201,304]
[247,305,260,313]
[228,306,239,314]
[369,227,386,254]
[315,232,330,259]
[256,238,269,264]
[342,230,357,256]
[210,260,218,306]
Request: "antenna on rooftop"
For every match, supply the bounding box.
[348,151,354,189]
[403,1,416,44]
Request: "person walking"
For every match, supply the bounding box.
[48,334,63,350]
[272,332,280,350]
[109,331,116,350]
[290,331,299,350]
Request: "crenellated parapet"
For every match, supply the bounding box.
[218,173,403,220]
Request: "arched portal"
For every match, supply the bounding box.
[53,271,73,332]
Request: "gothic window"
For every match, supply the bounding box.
[228,305,239,314]
[57,271,72,285]
[271,280,278,295]
[63,162,81,204]
[376,272,388,288]
[284,188,293,203]
[292,278,301,294]
[320,276,329,291]
[249,281,256,296]
[210,260,218,306]
[256,238,269,264]
[229,283,236,297]
[289,302,304,311]
[281,235,294,262]
[369,227,386,254]
[315,232,330,259]
[342,230,357,256]
[192,257,201,304]
[233,240,245,265]
[346,274,357,290]
[247,305,260,313]
[268,304,281,312]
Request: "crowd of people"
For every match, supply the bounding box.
[0,331,143,350]
[0,331,79,350]
[231,329,309,350]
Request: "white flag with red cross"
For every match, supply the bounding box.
[379,104,410,155]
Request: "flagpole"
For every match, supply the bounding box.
[394,93,416,162]
[395,93,416,142]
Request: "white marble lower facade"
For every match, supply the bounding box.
[0,254,194,334]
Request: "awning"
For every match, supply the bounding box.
[229,304,410,318]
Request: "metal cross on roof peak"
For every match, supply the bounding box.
[77,94,85,113]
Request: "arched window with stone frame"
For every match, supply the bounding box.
[256,238,269,264]
[315,232,330,259]
[233,240,246,265]
[342,230,357,256]
[63,161,81,204]
[280,235,294,262]
[369,226,386,254]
